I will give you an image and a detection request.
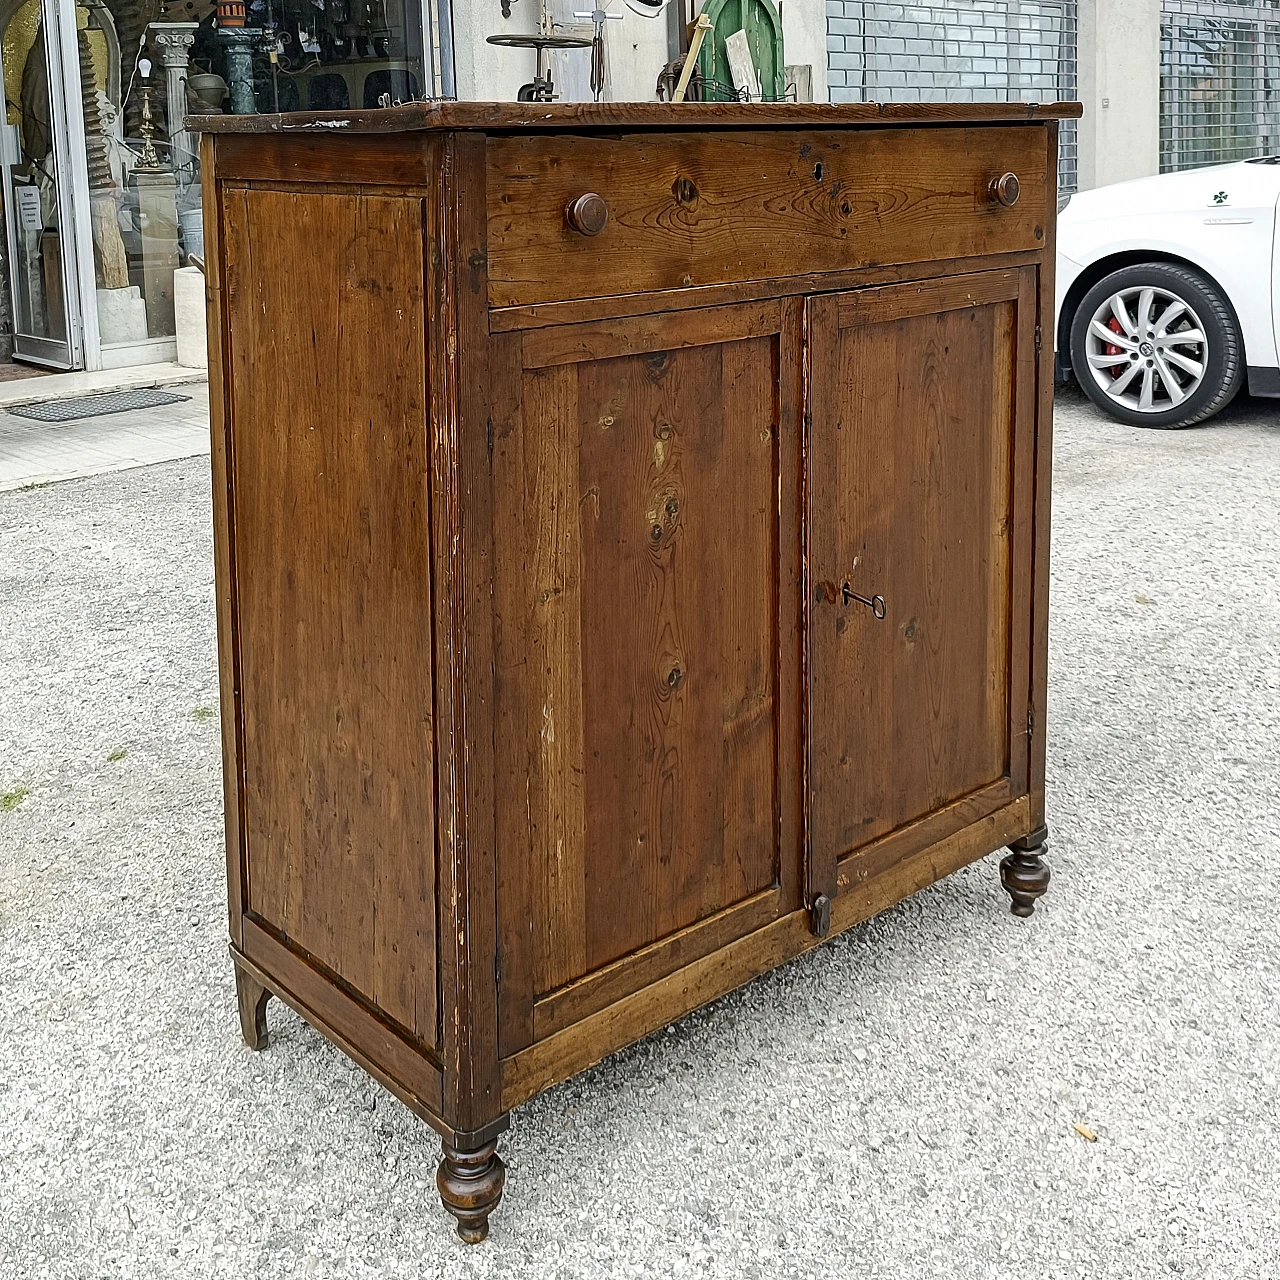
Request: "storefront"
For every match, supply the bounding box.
[0,0,825,371]
[0,0,444,371]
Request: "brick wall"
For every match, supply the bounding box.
[827,0,1079,191]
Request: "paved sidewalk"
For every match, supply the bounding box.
[1,386,1278,1279]
[0,381,210,492]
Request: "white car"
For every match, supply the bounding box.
[1056,156,1280,428]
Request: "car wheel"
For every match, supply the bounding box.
[1069,263,1244,428]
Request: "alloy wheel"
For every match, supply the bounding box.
[1083,285,1208,414]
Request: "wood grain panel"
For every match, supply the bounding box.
[520,301,782,368]
[192,99,1082,137]
[808,269,1033,873]
[213,132,434,185]
[487,126,1047,307]
[575,338,777,973]
[239,922,444,1108]
[204,138,245,951]
[488,250,1045,334]
[1030,124,1060,830]
[502,796,1031,1109]
[224,187,439,1048]
[526,362,589,993]
[531,888,780,1040]
[493,310,783,1010]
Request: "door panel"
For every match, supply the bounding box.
[807,268,1036,899]
[494,302,801,1047]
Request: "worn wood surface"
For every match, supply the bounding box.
[1029,122,1059,830]
[488,249,1045,333]
[206,119,1062,1181]
[432,131,504,1133]
[212,132,435,185]
[836,777,1014,891]
[189,99,1082,136]
[807,269,1036,881]
[492,302,790,1037]
[487,126,1047,307]
[223,184,439,1049]
[234,933,449,1126]
[204,136,245,954]
[531,889,780,1041]
[501,795,1031,1109]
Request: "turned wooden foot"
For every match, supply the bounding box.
[234,962,272,1050]
[437,1138,506,1243]
[1001,824,1051,917]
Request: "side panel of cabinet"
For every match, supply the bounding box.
[492,302,803,1054]
[806,268,1037,900]
[221,184,441,1052]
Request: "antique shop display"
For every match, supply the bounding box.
[484,32,593,103]
[194,97,1081,1242]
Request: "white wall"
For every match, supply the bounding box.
[452,0,827,102]
[1076,0,1161,189]
[778,0,828,102]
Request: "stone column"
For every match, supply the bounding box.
[1076,0,1162,190]
[220,28,261,115]
[150,23,200,177]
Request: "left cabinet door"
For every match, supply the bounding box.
[491,301,803,1055]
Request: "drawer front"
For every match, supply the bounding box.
[486,125,1049,308]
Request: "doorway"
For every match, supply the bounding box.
[1,0,86,367]
[1,0,198,373]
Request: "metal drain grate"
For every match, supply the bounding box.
[6,388,192,423]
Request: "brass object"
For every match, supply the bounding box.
[136,59,162,169]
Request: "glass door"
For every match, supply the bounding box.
[0,0,85,368]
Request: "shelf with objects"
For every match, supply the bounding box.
[197,0,435,115]
[0,0,446,370]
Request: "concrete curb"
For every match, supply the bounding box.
[0,362,208,412]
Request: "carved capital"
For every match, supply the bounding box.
[149,22,199,67]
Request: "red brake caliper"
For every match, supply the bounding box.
[1105,316,1126,378]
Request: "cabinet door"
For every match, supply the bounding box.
[806,268,1037,903]
[492,301,803,1054]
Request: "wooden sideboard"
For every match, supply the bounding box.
[194,98,1081,1242]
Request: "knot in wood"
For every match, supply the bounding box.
[672,175,699,206]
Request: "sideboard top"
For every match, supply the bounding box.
[189,99,1083,136]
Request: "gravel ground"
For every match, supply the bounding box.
[1,385,1278,1279]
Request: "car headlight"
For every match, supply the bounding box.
[1057,192,1073,214]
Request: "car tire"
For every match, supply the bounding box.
[1069,262,1244,428]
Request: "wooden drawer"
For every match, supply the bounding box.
[486,125,1049,308]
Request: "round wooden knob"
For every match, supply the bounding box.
[566,193,609,236]
[989,172,1020,207]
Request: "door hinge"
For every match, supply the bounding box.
[1034,324,1042,354]
[1027,703,1035,737]
[809,894,831,938]
[494,948,502,991]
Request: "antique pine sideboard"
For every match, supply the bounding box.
[194,98,1081,1242]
